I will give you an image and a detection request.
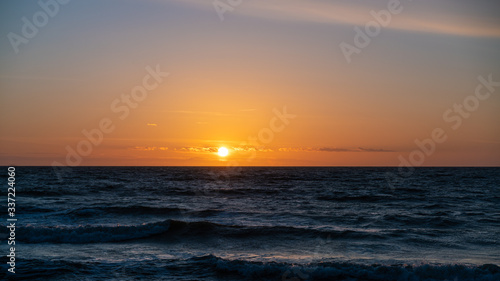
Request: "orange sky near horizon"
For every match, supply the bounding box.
[1,0,499,167]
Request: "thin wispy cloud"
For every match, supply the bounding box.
[164,0,500,38]
[133,145,393,153]
[281,147,393,153]
[163,110,236,116]
[131,146,168,151]
[0,75,85,81]
[469,139,500,144]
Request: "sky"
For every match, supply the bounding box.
[1,0,499,166]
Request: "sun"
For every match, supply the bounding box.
[217,147,229,157]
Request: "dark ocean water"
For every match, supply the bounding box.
[1,167,499,280]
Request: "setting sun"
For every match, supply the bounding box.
[1,1,499,280]
[217,147,229,157]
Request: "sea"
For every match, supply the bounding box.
[1,167,499,280]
